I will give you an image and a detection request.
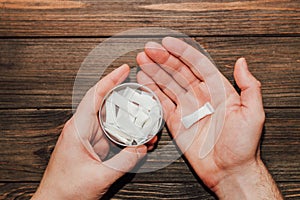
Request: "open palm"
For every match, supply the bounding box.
[136,37,265,189]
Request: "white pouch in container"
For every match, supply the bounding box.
[99,83,163,146]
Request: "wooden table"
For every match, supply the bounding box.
[0,0,299,199]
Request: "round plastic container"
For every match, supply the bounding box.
[99,83,163,146]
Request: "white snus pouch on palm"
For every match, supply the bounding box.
[99,83,163,146]
[181,102,214,129]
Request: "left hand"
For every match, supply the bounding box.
[32,64,156,200]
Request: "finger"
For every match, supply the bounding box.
[137,70,176,122]
[77,64,130,116]
[146,136,158,151]
[90,128,109,160]
[93,137,110,160]
[73,64,130,138]
[100,145,147,181]
[162,37,238,107]
[144,42,211,108]
[91,128,103,145]
[234,58,264,117]
[162,37,221,82]
[137,51,186,103]
[147,145,155,151]
[147,135,157,146]
[144,42,201,89]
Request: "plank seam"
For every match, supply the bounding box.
[0,34,300,40]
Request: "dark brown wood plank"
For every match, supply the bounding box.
[0,108,299,182]
[1,182,299,200]
[0,37,299,109]
[0,0,299,37]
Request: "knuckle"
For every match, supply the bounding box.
[257,110,266,124]
[61,118,75,137]
[63,118,74,130]
[256,80,262,88]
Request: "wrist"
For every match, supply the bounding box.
[31,190,64,200]
[31,181,66,200]
[212,159,283,200]
[213,159,263,199]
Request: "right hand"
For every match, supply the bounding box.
[136,37,282,199]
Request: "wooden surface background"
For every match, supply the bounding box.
[0,0,299,199]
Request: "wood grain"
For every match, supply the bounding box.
[0,0,299,37]
[0,37,299,109]
[0,0,85,10]
[0,108,299,182]
[1,181,300,200]
[1,0,299,199]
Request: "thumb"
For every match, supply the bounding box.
[234,58,264,116]
[99,145,147,182]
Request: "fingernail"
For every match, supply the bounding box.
[114,64,128,73]
[146,41,163,50]
[137,52,144,59]
[241,58,248,70]
[120,64,129,70]
[162,36,173,45]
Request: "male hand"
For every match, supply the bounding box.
[32,64,156,200]
[136,37,283,199]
